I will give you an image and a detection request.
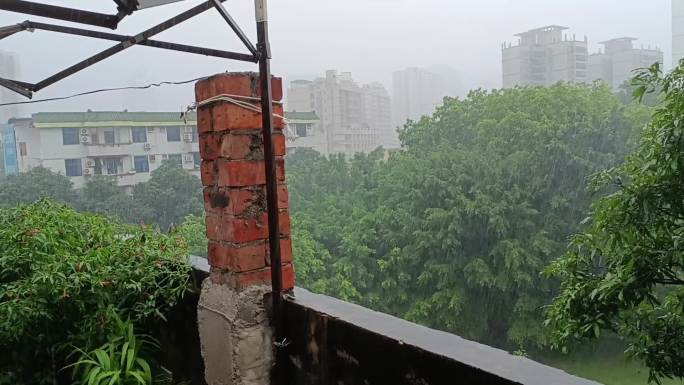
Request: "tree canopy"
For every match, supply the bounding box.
[546,63,684,382]
[288,82,650,349]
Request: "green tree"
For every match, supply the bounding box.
[78,176,140,223]
[546,63,684,382]
[175,214,207,257]
[0,166,76,207]
[288,82,648,350]
[132,161,203,231]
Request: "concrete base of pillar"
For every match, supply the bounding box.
[198,279,273,385]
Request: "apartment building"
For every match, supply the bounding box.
[286,70,393,155]
[284,111,325,154]
[502,26,588,88]
[392,67,446,128]
[3,111,199,188]
[588,38,663,90]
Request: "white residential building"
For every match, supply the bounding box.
[502,26,589,88]
[284,111,325,154]
[286,70,394,155]
[0,50,19,124]
[392,67,446,129]
[588,38,663,90]
[4,111,199,188]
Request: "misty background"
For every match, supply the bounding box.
[0,0,671,115]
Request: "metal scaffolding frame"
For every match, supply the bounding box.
[0,1,285,382]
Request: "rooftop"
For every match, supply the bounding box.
[285,111,320,121]
[32,110,197,124]
[515,25,568,36]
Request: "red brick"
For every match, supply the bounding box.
[204,187,264,217]
[275,210,291,236]
[197,106,212,134]
[199,133,221,161]
[209,263,294,290]
[200,160,216,187]
[272,133,286,157]
[196,73,254,102]
[277,184,288,209]
[276,157,286,182]
[205,214,220,242]
[220,133,255,160]
[256,76,283,102]
[265,238,293,265]
[208,241,267,272]
[211,103,285,132]
[217,160,265,187]
[223,214,268,243]
[282,263,295,290]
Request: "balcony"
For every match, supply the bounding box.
[160,260,600,385]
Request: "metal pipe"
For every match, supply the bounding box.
[22,21,256,62]
[255,1,285,383]
[0,0,120,29]
[211,0,258,56]
[33,0,226,92]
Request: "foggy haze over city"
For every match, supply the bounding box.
[0,0,671,115]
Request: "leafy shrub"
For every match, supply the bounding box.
[68,315,156,385]
[0,199,191,384]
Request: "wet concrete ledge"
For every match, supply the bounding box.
[283,288,601,385]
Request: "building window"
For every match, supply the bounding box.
[192,126,199,142]
[192,152,201,167]
[103,158,122,175]
[134,155,150,173]
[64,159,82,176]
[62,128,79,145]
[295,123,308,137]
[132,127,147,143]
[104,129,115,144]
[166,127,181,142]
[168,153,182,166]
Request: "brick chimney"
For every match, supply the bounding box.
[196,72,293,385]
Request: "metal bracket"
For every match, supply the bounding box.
[0,0,261,97]
[210,0,258,57]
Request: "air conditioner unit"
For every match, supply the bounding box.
[183,126,193,133]
[80,128,89,136]
[83,168,93,176]
[143,143,152,150]
[182,133,193,142]
[80,135,91,144]
[85,159,95,168]
[183,154,194,163]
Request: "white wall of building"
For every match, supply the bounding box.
[674,0,684,67]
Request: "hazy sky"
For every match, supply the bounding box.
[0,0,671,116]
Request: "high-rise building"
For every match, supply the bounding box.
[502,26,588,88]
[0,50,19,124]
[588,38,663,90]
[674,0,684,67]
[392,67,446,129]
[285,71,393,155]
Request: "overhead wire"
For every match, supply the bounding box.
[0,76,208,107]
